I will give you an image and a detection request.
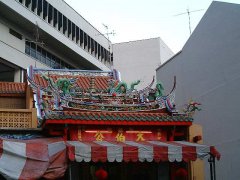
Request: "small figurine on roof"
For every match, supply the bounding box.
[183,99,201,117]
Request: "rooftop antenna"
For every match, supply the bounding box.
[174,8,204,35]
[97,24,116,68]
[102,23,116,40]
[26,21,45,46]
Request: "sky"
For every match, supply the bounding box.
[64,0,240,53]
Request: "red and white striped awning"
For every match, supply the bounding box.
[67,140,220,163]
[0,138,67,180]
[0,138,220,180]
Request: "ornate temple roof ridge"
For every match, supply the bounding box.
[26,66,183,126]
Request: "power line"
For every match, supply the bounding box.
[174,8,204,35]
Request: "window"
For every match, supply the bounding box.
[46,52,51,66]
[37,0,43,16]
[111,53,113,62]
[76,27,79,43]
[91,38,94,54]
[80,29,83,46]
[61,61,66,69]
[72,23,76,40]
[48,4,53,24]
[53,8,58,27]
[9,29,22,40]
[84,33,87,49]
[58,12,63,31]
[36,46,42,61]
[25,41,74,69]
[68,20,72,37]
[30,43,36,58]
[53,57,60,69]
[63,16,67,34]
[18,0,23,3]
[87,36,91,51]
[95,42,98,56]
[98,44,101,59]
[43,0,48,20]
[104,48,107,61]
[25,41,30,55]
[102,47,105,60]
[25,0,31,8]
[31,0,37,12]
[41,49,46,63]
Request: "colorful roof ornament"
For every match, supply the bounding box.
[26,67,188,126]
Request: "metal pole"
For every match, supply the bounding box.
[208,155,214,180]
[208,154,216,180]
[69,162,72,180]
[213,156,216,180]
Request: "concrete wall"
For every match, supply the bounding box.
[156,2,240,180]
[0,19,25,52]
[113,38,173,89]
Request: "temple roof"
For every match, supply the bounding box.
[44,111,193,126]
[27,67,193,127]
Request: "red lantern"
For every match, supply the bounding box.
[95,167,108,180]
[175,168,188,180]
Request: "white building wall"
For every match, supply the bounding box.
[156,2,240,180]
[0,40,48,70]
[0,0,111,71]
[159,38,174,64]
[113,38,173,89]
[0,20,25,52]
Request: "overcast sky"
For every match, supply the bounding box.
[65,0,239,53]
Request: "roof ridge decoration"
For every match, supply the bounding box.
[183,99,202,117]
[27,66,179,126]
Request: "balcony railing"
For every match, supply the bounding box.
[0,108,37,129]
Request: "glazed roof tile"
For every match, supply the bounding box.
[0,82,26,94]
[45,111,193,122]
[33,74,114,91]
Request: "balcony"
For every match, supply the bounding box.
[0,108,37,129]
[0,82,38,130]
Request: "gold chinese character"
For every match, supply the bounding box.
[95,131,104,141]
[136,133,145,141]
[157,131,162,140]
[116,133,126,142]
[78,129,82,141]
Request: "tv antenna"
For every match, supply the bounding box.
[97,24,115,67]
[102,23,116,40]
[26,21,45,46]
[174,8,204,35]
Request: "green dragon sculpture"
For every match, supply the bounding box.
[113,80,140,94]
[42,75,73,95]
[155,82,164,98]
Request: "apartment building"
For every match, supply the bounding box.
[0,0,113,82]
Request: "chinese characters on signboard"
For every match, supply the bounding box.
[70,128,167,141]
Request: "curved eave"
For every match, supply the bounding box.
[44,119,192,126]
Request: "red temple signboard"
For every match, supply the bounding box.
[69,128,167,141]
